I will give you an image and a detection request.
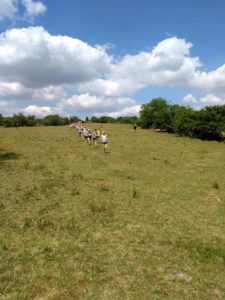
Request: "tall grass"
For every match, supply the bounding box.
[0,124,225,299]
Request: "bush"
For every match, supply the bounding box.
[2,117,14,127]
[171,105,197,137]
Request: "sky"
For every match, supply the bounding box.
[0,0,225,119]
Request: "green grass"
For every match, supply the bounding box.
[0,124,225,299]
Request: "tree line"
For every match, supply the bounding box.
[0,113,138,127]
[139,98,225,142]
[0,113,81,127]
[1,98,225,141]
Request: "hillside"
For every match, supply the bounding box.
[0,124,225,299]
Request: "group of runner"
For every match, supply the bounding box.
[70,122,108,152]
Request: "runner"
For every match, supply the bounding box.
[83,127,88,142]
[92,129,98,146]
[101,131,108,153]
[87,129,92,145]
[96,128,101,143]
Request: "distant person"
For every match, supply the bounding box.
[101,131,108,153]
[78,126,83,137]
[92,129,98,146]
[96,128,101,143]
[87,129,92,145]
[83,128,88,142]
[133,123,137,131]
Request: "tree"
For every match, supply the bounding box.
[26,115,37,127]
[116,116,139,124]
[70,116,80,123]
[12,113,27,126]
[42,115,66,126]
[139,98,172,129]
[2,117,13,127]
[90,116,98,123]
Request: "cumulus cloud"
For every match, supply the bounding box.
[76,79,121,97]
[183,94,198,104]
[23,105,61,117]
[0,0,46,22]
[58,93,136,114]
[21,0,46,19]
[1,28,225,117]
[192,65,225,96]
[76,37,201,96]
[95,105,140,118]
[108,37,200,94]
[199,94,225,106]
[0,0,18,21]
[1,28,225,97]
[76,37,225,98]
[182,93,225,107]
[0,26,112,88]
[0,82,65,100]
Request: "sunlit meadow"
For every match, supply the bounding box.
[0,124,225,299]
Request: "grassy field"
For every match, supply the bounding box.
[0,124,225,300]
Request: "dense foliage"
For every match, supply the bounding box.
[90,115,138,124]
[139,98,225,141]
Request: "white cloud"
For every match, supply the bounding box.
[76,37,225,99]
[0,26,112,88]
[199,94,225,106]
[76,79,120,96]
[0,0,18,21]
[1,29,225,99]
[23,105,61,117]
[1,28,225,117]
[58,93,136,113]
[0,82,65,100]
[21,0,47,18]
[182,93,225,107]
[76,37,201,96]
[0,0,46,22]
[109,37,200,94]
[96,105,140,118]
[192,65,225,96]
[183,94,198,104]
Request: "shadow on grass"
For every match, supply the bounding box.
[0,151,21,161]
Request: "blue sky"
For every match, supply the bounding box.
[0,0,225,118]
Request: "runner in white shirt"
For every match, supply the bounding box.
[101,131,108,152]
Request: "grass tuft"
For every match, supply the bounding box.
[23,217,33,229]
[100,183,110,191]
[213,181,219,189]
[0,201,5,209]
[89,200,107,213]
[132,185,139,199]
